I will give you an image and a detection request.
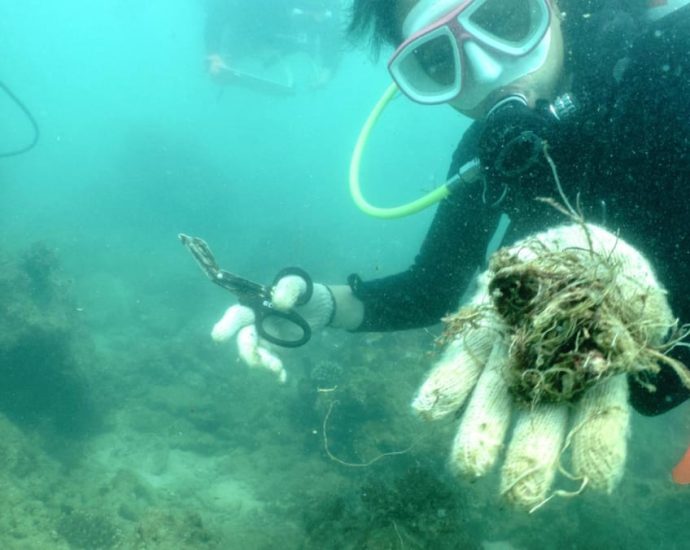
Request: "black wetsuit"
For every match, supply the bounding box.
[350,3,690,416]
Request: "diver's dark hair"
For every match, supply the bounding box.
[348,0,403,56]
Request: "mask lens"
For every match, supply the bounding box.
[392,30,460,101]
[413,34,456,86]
[466,0,547,46]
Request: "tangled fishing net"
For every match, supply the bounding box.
[442,224,690,408]
[418,222,690,510]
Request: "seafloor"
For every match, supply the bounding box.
[0,242,688,550]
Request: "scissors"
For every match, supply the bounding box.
[179,234,312,348]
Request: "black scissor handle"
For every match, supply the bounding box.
[250,267,314,348]
[271,266,313,305]
[180,233,313,348]
[255,304,312,348]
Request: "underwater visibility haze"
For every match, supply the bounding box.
[1,0,690,548]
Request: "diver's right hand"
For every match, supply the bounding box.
[207,53,230,78]
[211,273,335,383]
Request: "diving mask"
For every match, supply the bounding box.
[388,0,554,109]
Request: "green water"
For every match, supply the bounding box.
[1,1,689,548]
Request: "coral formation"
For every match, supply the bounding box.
[0,244,99,436]
[301,463,480,549]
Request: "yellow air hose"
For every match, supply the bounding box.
[349,82,466,219]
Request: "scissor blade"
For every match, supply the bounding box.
[179,233,267,299]
[179,233,221,280]
[215,269,266,297]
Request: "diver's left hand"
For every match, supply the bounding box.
[413,223,677,510]
[207,53,230,78]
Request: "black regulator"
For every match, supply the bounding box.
[477,93,579,182]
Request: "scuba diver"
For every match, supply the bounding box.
[208,0,690,416]
[204,0,343,92]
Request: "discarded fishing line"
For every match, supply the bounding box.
[444,146,690,407]
[425,145,690,510]
[322,400,416,468]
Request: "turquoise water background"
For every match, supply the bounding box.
[1,1,690,548]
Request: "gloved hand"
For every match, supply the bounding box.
[413,223,678,510]
[211,273,335,383]
[207,53,230,78]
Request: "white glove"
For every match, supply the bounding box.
[211,274,335,383]
[413,223,677,510]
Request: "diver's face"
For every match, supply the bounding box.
[392,0,566,118]
[455,11,565,118]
